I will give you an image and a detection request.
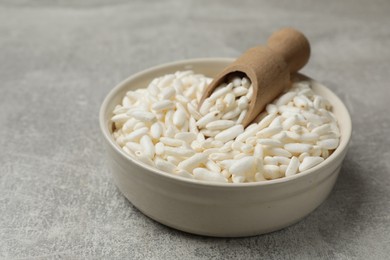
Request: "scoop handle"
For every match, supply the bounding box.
[267,27,310,73]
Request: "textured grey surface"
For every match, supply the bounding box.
[1,0,389,259]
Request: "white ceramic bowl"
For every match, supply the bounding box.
[99,58,351,237]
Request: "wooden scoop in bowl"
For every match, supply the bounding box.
[199,28,311,127]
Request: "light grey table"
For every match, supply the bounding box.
[1,0,389,259]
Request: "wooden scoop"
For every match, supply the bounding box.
[199,28,310,127]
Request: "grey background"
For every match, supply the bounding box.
[1,0,389,259]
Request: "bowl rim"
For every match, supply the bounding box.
[99,58,352,187]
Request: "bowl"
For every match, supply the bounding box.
[99,58,352,237]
